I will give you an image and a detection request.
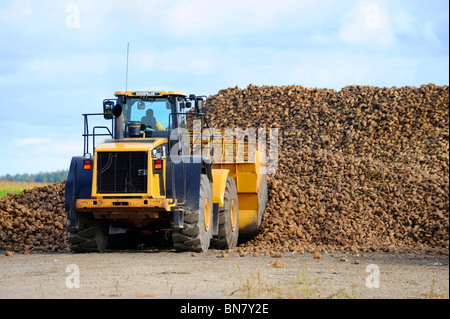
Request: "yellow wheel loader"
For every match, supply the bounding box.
[65,91,267,252]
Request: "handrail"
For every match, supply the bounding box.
[82,113,114,156]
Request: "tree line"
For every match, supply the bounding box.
[0,170,69,183]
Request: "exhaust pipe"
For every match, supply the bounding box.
[114,104,124,140]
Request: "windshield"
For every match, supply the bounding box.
[123,97,173,136]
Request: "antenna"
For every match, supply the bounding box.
[125,42,130,94]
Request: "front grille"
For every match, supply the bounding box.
[97,151,148,194]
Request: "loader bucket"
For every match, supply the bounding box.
[212,135,268,242]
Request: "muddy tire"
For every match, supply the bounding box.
[211,177,239,249]
[67,213,109,253]
[172,174,213,252]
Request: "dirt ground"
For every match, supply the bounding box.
[0,248,448,299]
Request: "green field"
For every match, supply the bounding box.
[0,181,51,199]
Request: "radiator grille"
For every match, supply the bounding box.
[97,152,148,194]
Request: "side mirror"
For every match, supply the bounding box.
[195,98,204,114]
[103,100,115,120]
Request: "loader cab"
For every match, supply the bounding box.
[111,91,189,138]
[123,97,173,137]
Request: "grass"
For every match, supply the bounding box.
[229,261,362,299]
[231,263,282,298]
[229,262,323,299]
[290,261,324,298]
[229,263,447,299]
[0,180,50,198]
[422,279,449,299]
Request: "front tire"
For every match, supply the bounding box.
[172,174,213,252]
[67,213,109,253]
[211,177,239,249]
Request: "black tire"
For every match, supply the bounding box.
[172,174,213,252]
[95,222,109,253]
[211,177,239,249]
[67,213,109,253]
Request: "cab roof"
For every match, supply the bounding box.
[114,90,186,97]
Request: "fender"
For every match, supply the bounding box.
[211,169,230,206]
[166,156,211,211]
[65,156,93,228]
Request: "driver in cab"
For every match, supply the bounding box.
[139,102,165,131]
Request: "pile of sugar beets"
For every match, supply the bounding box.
[0,84,448,254]
[0,182,67,253]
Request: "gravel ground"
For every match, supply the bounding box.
[0,249,448,299]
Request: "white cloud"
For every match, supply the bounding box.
[126,46,221,88]
[393,11,414,33]
[49,140,84,156]
[17,138,51,146]
[159,0,332,38]
[422,21,442,47]
[133,52,155,71]
[3,53,122,92]
[392,10,442,48]
[0,0,33,21]
[3,137,84,175]
[23,54,111,74]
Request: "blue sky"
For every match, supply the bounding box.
[0,0,448,176]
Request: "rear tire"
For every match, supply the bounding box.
[172,174,213,252]
[211,177,239,249]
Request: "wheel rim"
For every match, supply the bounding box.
[204,197,211,231]
[230,199,237,231]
